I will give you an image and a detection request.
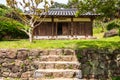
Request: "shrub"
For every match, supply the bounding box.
[0,16,28,40]
[107,22,119,30]
[106,19,120,37]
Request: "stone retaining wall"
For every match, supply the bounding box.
[0,49,120,80]
[76,48,120,79]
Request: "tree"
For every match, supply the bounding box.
[67,0,78,8]
[6,0,53,42]
[50,2,68,8]
[70,0,120,19]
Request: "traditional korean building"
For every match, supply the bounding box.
[33,8,98,39]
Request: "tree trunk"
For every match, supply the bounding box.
[29,28,34,43]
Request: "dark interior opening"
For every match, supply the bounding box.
[57,23,62,35]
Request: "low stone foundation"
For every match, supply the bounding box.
[0,48,120,80]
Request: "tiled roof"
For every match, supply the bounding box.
[42,8,99,16]
[47,8,77,16]
[25,8,99,16]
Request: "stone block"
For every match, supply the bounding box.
[64,49,75,55]
[45,72,53,78]
[46,64,55,69]
[40,50,49,56]
[21,71,33,78]
[29,49,41,56]
[49,50,57,55]
[62,56,72,61]
[56,49,64,55]
[53,72,63,77]
[9,72,21,78]
[39,63,46,69]
[11,66,21,73]
[48,56,56,61]
[15,60,23,66]
[2,72,10,77]
[6,50,17,59]
[17,49,29,60]
[63,71,74,78]
[40,57,47,61]
[55,64,65,69]
[34,71,44,78]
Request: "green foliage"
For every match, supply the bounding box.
[112,76,120,80]
[0,4,12,16]
[107,22,120,30]
[119,28,120,36]
[106,19,120,30]
[0,4,8,9]
[106,19,120,36]
[70,0,120,18]
[0,16,28,40]
[93,20,106,33]
[50,2,68,8]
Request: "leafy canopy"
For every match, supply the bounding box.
[69,0,120,18]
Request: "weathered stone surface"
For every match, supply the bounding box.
[56,49,64,55]
[63,71,74,78]
[34,71,44,78]
[6,50,16,59]
[40,57,47,61]
[45,72,53,78]
[0,49,7,58]
[103,29,118,37]
[2,72,10,77]
[40,50,49,56]
[48,56,56,61]
[46,64,54,69]
[29,49,41,56]
[62,56,72,61]
[49,49,57,55]
[39,63,46,69]
[55,64,65,69]
[2,62,14,68]
[0,59,4,64]
[53,72,63,77]
[64,49,75,55]
[11,66,21,73]
[15,60,23,66]
[21,71,33,78]
[17,49,29,60]
[9,72,21,78]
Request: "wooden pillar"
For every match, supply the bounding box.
[91,17,94,36]
[71,17,74,37]
[52,16,54,37]
[56,22,57,38]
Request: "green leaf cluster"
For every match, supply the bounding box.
[0,17,28,40]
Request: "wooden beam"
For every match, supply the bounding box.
[73,18,91,22]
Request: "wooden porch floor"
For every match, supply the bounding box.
[34,36,97,40]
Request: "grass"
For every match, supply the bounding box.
[0,36,120,49]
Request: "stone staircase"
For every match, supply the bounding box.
[34,49,82,80]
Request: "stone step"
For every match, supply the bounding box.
[34,69,82,79]
[38,61,81,69]
[34,78,82,80]
[39,55,78,61]
[40,49,75,56]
